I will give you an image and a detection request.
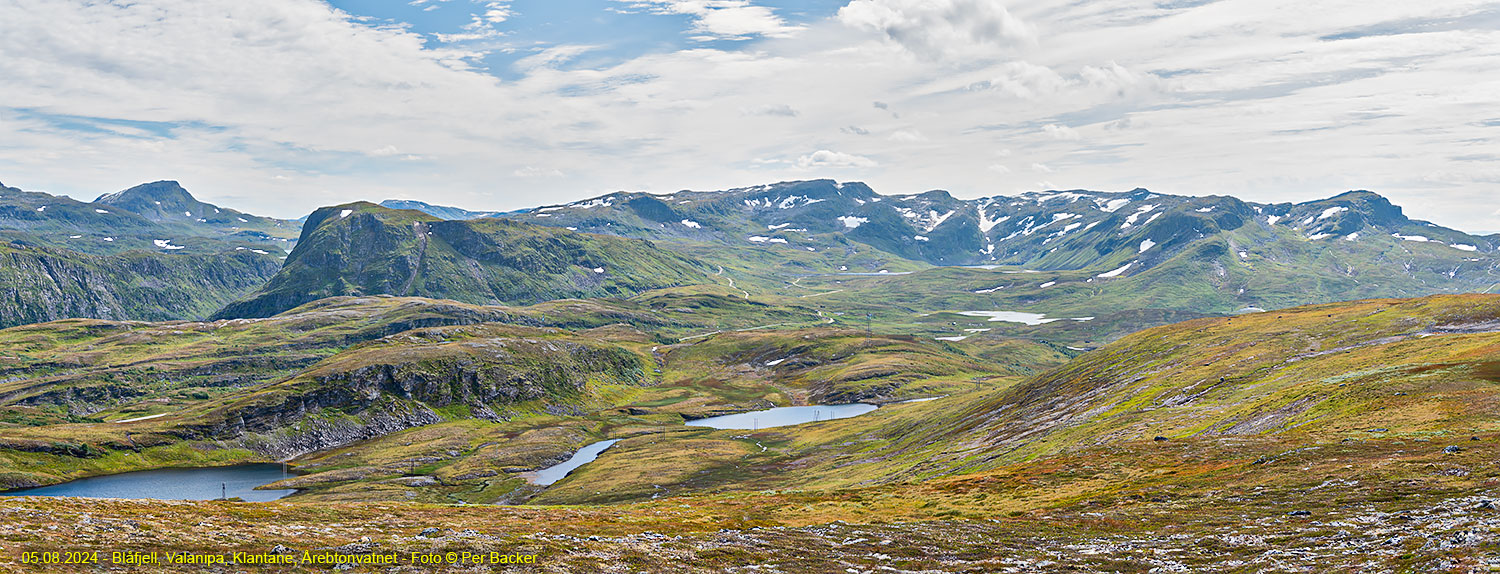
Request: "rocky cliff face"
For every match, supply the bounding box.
[0,243,282,328]
[172,325,649,459]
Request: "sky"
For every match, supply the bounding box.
[1,0,1497,231]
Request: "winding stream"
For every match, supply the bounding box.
[526,439,621,486]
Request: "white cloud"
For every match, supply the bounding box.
[616,1,802,40]
[797,150,879,169]
[514,166,565,178]
[838,0,1037,60]
[481,2,512,24]
[888,129,926,142]
[742,104,798,117]
[1,0,1499,234]
[512,45,600,72]
[987,164,1010,174]
[1031,163,1053,173]
[1042,124,1079,141]
[435,14,506,43]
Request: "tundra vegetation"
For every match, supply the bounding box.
[2,179,1499,571]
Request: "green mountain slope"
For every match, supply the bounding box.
[747,293,1500,488]
[950,293,1500,456]
[507,294,1500,504]
[0,242,281,328]
[0,294,828,425]
[0,294,1049,490]
[212,202,715,319]
[0,179,296,328]
[497,181,1498,346]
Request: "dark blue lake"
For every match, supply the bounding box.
[1,464,295,502]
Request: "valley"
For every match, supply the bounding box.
[1,178,1498,571]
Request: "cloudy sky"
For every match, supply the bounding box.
[1,0,1497,231]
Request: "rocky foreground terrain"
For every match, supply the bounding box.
[2,482,1496,572]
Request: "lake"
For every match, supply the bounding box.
[685,403,879,430]
[526,404,881,488]
[527,439,620,486]
[0,464,296,502]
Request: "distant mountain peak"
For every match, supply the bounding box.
[1292,190,1406,228]
[93,180,212,221]
[95,180,188,203]
[378,199,505,220]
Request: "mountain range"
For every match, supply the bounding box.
[505,179,1496,268]
[377,199,512,220]
[3,177,1497,339]
[4,176,1500,571]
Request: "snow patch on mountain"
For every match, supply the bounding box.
[1097,261,1135,278]
[838,216,868,229]
[1097,198,1130,213]
[1320,206,1349,220]
[1121,205,1157,228]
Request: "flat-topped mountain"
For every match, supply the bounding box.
[94,180,295,239]
[212,202,713,319]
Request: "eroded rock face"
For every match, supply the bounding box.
[234,401,446,460]
[0,245,281,328]
[173,332,647,459]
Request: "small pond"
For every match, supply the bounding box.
[526,404,881,488]
[685,403,878,430]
